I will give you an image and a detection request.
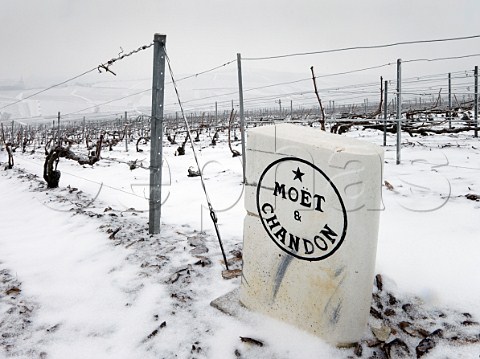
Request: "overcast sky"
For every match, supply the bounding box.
[1,0,480,85]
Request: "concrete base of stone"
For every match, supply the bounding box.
[210,288,246,318]
[210,288,359,349]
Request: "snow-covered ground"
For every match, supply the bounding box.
[1,126,479,358]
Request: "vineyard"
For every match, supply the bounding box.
[1,35,480,358]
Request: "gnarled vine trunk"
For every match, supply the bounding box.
[43,135,103,188]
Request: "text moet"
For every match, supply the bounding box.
[256,157,348,261]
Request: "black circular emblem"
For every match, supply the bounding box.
[256,157,348,261]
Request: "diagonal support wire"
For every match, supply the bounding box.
[164,50,230,271]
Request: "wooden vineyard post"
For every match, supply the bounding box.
[396,58,402,165]
[383,80,388,146]
[475,65,478,138]
[125,111,129,152]
[448,73,452,129]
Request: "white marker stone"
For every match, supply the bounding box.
[240,123,384,346]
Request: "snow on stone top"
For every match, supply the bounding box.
[247,123,384,156]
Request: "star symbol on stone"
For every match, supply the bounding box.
[292,167,305,182]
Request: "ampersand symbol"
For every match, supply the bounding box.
[294,210,301,222]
